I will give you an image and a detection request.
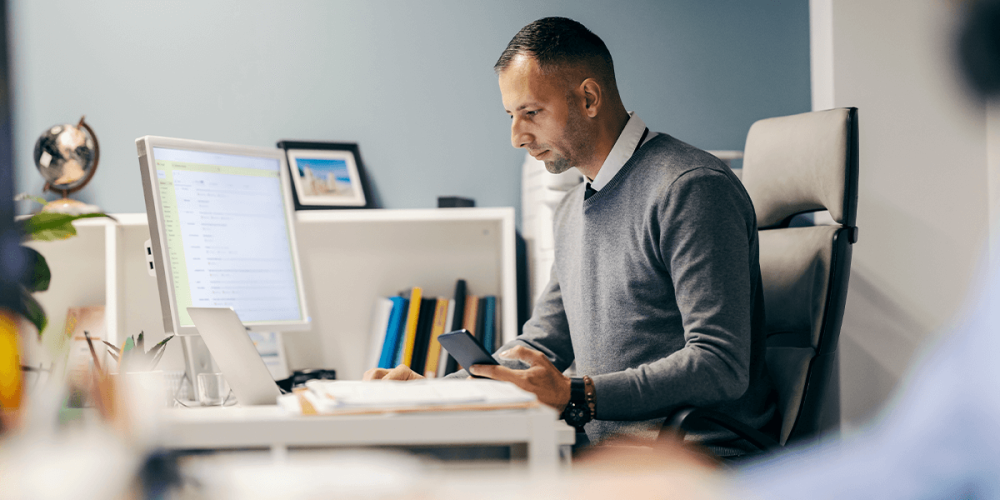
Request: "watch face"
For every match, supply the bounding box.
[564,402,591,427]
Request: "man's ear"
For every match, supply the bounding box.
[580,78,602,118]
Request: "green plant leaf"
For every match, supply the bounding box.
[20,247,50,292]
[148,344,167,370]
[22,213,77,241]
[136,331,145,353]
[120,336,135,372]
[150,334,173,350]
[122,336,134,353]
[146,341,165,359]
[21,212,117,242]
[17,287,47,337]
[7,212,116,338]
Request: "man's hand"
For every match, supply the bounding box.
[468,345,571,411]
[362,364,425,381]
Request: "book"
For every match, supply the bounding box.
[476,296,488,344]
[463,294,480,339]
[423,298,450,378]
[392,298,409,367]
[366,297,395,370]
[379,296,407,369]
[452,280,467,329]
[444,280,467,376]
[399,287,424,367]
[457,295,480,370]
[482,295,497,353]
[409,298,437,374]
[437,299,456,378]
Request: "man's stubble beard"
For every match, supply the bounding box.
[543,156,573,174]
[543,103,593,175]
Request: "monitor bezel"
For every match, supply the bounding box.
[136,135,311,336]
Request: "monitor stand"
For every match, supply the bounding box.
[180,335,216,403]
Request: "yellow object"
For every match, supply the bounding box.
[0,310,22,411]
[399,287,423,367]
[423,298,450,377]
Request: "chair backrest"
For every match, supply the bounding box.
[740,108,859,445]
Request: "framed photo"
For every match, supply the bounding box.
[248,331,289,381]
[277,141,375,209]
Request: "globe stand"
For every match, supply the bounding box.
[41,197,97,214]
[38,117,101,215]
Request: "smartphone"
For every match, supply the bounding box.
[437,329,498,377]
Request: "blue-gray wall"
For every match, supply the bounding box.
[9,1,809,218]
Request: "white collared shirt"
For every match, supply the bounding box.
[588,112,658,192]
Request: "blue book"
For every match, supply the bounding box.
[482,296,497,352]
[392,298,410,367]
[379,297,407,369]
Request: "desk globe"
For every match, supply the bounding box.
[33,116,101,214]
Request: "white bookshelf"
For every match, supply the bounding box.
[25,208,517,381]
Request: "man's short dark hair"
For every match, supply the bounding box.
[495,17,618,93]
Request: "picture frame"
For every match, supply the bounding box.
[277,140,376,210]
[248,331,290,381]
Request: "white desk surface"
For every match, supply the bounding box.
[160,404,574,470]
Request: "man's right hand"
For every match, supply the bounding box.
[362,364,425,381]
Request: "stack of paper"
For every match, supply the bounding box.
[279,379,537,416]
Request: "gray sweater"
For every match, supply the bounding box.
[501,133,775,444]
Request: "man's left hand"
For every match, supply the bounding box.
[468,345,572,412]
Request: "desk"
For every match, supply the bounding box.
[159,405,575,472]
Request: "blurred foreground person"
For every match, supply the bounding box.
[730,2,1000,497]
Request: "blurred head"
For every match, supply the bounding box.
[496,17,624,174]
[958,0,1000,97]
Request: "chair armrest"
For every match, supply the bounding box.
[659,406,779,452]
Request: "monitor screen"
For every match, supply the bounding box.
[137,137,310,335]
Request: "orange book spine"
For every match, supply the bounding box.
[463,295,480,338]
[423,298,450,378]
[399,287,423,367]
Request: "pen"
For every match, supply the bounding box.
[83,330,103,373]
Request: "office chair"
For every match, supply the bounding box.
[660,107,860,452]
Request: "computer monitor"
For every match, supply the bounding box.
[136,136,311,337]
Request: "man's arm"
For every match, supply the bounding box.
[592,168,755,420]
[503,263,577,369]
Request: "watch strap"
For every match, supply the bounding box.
[570,376,586,403]
[583,375,596,416]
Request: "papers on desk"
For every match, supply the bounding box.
[278,379,538,416]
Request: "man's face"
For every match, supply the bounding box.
[499,55,592,174]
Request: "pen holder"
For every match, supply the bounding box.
[111,370,172,409]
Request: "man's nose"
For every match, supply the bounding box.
[510,117,532,150]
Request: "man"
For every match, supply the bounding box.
[365,17,775,453]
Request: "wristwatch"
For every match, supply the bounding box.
[561,376,596,431]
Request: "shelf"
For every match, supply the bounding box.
[25,208,517,381]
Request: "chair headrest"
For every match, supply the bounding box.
[741,108,859,229]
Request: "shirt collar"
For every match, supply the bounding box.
[589,112,648,192]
